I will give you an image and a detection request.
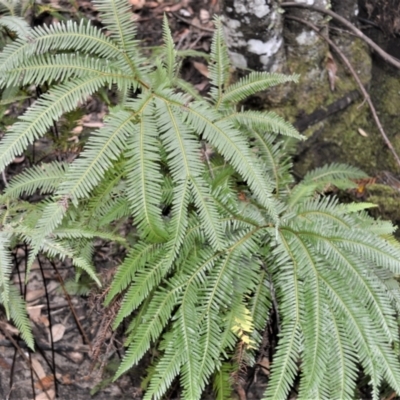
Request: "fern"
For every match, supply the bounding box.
[1,3,400,399]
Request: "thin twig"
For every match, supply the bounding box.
[0,322,53,400]
[50,259,92,351]
[172,12,215,33]
[286,15,400,170]
[281,2,400,70]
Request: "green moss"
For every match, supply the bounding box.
[367,184,400,230]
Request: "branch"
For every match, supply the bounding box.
[286,15,400,170]
[281,2,400,70]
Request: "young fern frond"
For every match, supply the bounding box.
[1,3,400,399]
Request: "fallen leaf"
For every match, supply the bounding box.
[71,125,83,135]
[326,51,337,92]
[82,121,104,128]
[27,305,44,324]
[358,128,369,137]
[34,375,54,391]
[26,289,45,303]
[193,61,209,78]
[258,357,270,376]
[199,9,210,24]
[50,323,66,342]
[31,357,46,379]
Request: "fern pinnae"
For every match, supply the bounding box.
[95,0,145,71]
[162,14,177,81]
[318,271,382,390]
[226,110,303,139]
[209,17,230,108]
[321,240,398,341]
[126,106,168,242]
[4,54,132,88]
[58,108,142,202]
[0,15,31,38]
[221,72,298,105]
[263,323,301,400]
[115,286,181,378]
[326,309,358,399]
[0,20,124,75]
[8,285,34,350]
[184,101,282,220]
[190,177,224,250]
[144,336,185,400]
[0,76,107,172]
[0,232,12,318]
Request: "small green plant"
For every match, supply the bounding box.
[1,1,400,398]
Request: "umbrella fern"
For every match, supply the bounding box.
[0,1,400,398]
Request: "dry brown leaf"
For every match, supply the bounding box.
[193,61,209,78]
[258,357,270,376]
[26,289,45,302]
[68,351,84,364]
[326,51,338,92]
[51,323,66,342]
[358,128,369,137]
[27,305,44,324]
[71,125,83,135]
[82,121,104,128]
[40,315,50,327]
[31,357,46,379]
[34,375,54,391]
[0,321,19,335]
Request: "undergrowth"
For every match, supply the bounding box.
[1,1,400,399]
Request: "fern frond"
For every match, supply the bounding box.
[125,104,168,242]
[0,20,127,75]
[0,76,107,171]
[0,232,12,317]
[225,110,303,139]
[221,72,298,105]
[8,285,34,350]
[2,162,67,200]
[209,16,230,106]
[162,14,177,80]
[4,53,132,88]
[58,108,140,202]
[94,0,144,77]
[0,15,31,38]
[263,323,301,400]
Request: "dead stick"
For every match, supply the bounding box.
[286,15,400,170]
[281,2,400,70]
[0,322,53,400]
